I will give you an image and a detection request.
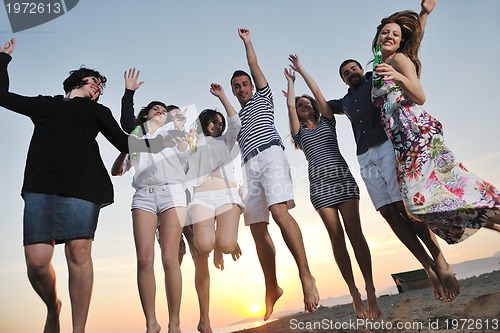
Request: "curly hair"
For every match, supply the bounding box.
[371,10,422,77]
[63,66,107,94]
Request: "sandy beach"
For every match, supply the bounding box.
[232,270,500,333]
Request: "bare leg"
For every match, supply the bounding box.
[270,203,319,315]
[214,241,243,270]
[485,214,500,231]
[249,222,283,321]
[214,204,240,254]
[483,222,500,232]
[192,204,216,256]
[317,207,367,320]
[338,200,381,320]
[159,207,185,333]
[379,203,445,301]
[192,254,213,333]
[25,242,62,333]
[213,245,224,270]
[395,202,460,302]
[64,239,93,333]
[132,209,161,333]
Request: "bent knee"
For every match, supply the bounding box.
[195,240,215,256]
[217,239,237,254]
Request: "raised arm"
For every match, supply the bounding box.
[0,38,41,116]
[210,83,236,117]
[0,38,15,55]
[288,54,333,120]
[121,68,144,133]
[0,38,16,102]
[283,68,300,136]
[238,28,267,90]
[210,82,241,147]
[419,0,437,32]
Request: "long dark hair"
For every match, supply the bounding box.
[196,109,226,137]
[135,102,175,126]
[371,10,422,77]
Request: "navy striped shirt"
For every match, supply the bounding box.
[237,84,284,161]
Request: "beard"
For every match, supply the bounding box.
[348,73,364,89]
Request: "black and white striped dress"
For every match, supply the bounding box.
[293,117,359,210]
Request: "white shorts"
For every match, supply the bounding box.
[357,140,401,210]
[187,188,244,224]
[132,183,187,214]
[242,146,295,225]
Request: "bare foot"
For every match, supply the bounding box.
[366,291,381,320]
[213,247,224,270]
[263,286,284,321]
[197,320,213,333]
[351,292,367,319]
[301,276,319,314]
[167,324,181,333]
[44,299,61,333]
[231,243,242,261]
[435,262,460,302]
[146,321,161,333]
[424,266,446,301]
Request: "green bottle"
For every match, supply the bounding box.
[129,125,143,162]
[373,44,384,88]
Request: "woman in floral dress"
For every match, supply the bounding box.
[371,10,500,244]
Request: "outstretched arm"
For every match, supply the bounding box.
[288,54,333,120]
[283,68,300,136]
[210,83,236,117]
[238,28,267,90]
[419,0,437,32]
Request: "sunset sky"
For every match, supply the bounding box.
[0,1,499,332]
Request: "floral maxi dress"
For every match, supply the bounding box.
[372,78,500,244]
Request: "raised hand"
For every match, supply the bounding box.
[288,54,302,72]
[124,67,144,91]
[209,83,225,98]
[282,67,296,98]
[0,38,16,55]
[237,27,251,42]
[421,0,437,15]
[284,67,296,82]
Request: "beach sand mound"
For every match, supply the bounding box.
[234,270,500,333]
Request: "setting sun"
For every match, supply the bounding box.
[249,304,263,317]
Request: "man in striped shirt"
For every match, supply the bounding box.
[231,28,319,321]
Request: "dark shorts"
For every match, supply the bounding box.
[23,192,101,246]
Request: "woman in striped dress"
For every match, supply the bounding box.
[284,54,381,320]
